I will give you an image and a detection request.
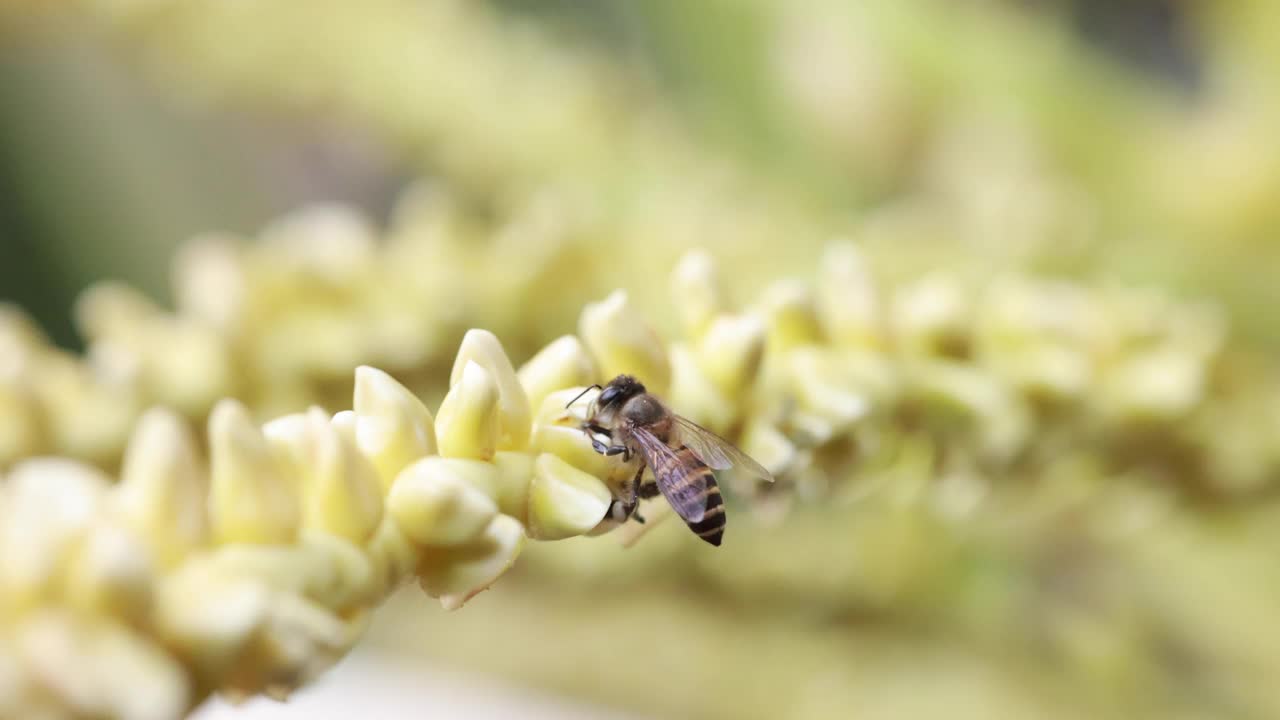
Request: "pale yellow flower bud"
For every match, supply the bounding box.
[418,514,525,610]
[0,303,48,377]
[739,419,797,478]
[892,274,971,358]
[910,360,1029,463]
[115,408,208,569]
[534,386,598,427]
[817,240,883,348]
[527,454,613,541]
[788,349,872,430]
[172,233,248,333]
[139,319,235,419]
[449,329,531,451]
[517,335,598,413]
[696,314,766,397]
[668,344,737,433]
[1000,344,1091,403]
[261,412,312,482]
[329,410,358,444]
[352,366,438,492]
[0,634,37,718]
[74,282,158,343]
[33,354,140,467]
[1101,347,1206,423]
[228,592,355,696]
[299,408,383,543]
[531,388,638,493]
[579,290,671,394]
[388,457,500,546]
[16,612,188,720]
[188,544,327,602]
[757,280,824,351]
[0,460,109,613]
[670,249,725,340]
[0,381,45,469]
[434,361,501,460]
[155,571,269,679]
[365,514,419,597]
[529,387,608,467]
[490,451,536,523]
[63,520,155,623]
[208,400,299,545]
[530,423,614,482]
[163,558,359,694]
[254,308,371,383]
[77,280,233,417]
[259,204,377,287]
[300,530,378,608]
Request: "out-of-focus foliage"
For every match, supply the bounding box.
[3,0,1280,719]
[78,0,1280,334]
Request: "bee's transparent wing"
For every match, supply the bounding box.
[672,416,775,483]
[629,426,711,524]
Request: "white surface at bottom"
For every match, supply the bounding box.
[189,648,648,720]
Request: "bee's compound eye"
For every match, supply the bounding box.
[599,386,619,406]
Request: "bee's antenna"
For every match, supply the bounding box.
[565,384,603,409]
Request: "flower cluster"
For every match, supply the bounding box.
[663,244,1278,506]
[0,308,690,719]
[6,232,1280,718]
[0,195,580,468]
[11,3,1280,717]
[1,303,144,470]
[410,251,1280,720]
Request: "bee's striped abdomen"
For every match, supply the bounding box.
[657,447,725,547]
[686,477,725,546]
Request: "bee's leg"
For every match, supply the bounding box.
[590,438,630,457]
[583,424,629,458]
[626,464,646,524]
[607,499,633,523]
[603,462,647,524]
[636,482,661,500]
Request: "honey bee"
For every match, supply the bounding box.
[567,374,773,546]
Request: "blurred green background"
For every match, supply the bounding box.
[5,0,1276,350]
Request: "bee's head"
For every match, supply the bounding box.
[564,375,647,419]
[597,374,645,410]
